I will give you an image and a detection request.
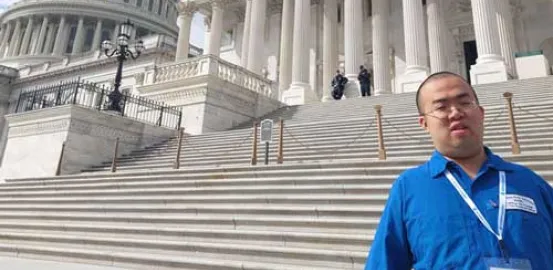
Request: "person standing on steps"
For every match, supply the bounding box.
[331,69,348,100]
[364,71,553,270]
[358,65,371,97]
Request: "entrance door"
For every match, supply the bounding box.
[463,40,478,84]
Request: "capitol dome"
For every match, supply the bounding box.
[0,0,179,67]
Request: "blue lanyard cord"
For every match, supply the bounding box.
[445,170,508,261]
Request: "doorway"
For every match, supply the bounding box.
[463,40,478,84]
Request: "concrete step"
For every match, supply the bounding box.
[10,153,553,183]
[0,213,379,233]
[0,231,367,269]
[0,204,384,218]
[0,194,389,206]
[0,242,346,270]
[0,221,372,251]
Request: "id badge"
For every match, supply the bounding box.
[484,257,532,270]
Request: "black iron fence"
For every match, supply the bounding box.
[15,79,182,129]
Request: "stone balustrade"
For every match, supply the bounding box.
[153,55,277,99]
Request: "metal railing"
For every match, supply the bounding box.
[15,79,182,129]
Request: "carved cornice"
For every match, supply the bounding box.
[8,118,70,138]
[69,119,141,145]
[176,1,198,16]
[12,48,169,85]
[144,87,208,105]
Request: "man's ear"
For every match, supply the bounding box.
[418,116,428,131]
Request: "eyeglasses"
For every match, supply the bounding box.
[422,100,479,119]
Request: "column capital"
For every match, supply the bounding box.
[176,1,198,16]
[210,0,231,9]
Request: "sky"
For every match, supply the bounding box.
[0,0,206,47]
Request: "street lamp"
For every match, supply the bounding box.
[102,19,145,112]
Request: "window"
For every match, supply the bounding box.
[337,4,341,23]
[148,0,154,11]
[83,27,94,51]
[157,0,163,14]
[137,0,142,7]
[123,0,129,3]
[65,26,77,53]
[221,29,234,47]
[101,29,111,43]
[366,0,372,17]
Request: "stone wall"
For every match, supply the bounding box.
[0,105,175,180]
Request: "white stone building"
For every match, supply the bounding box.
[177,0,553,104]
[0,0,552,179]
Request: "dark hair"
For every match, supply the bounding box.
[415,71,480,115]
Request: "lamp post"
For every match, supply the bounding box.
[102,19,145,112]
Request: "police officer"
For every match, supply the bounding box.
[365,72,553,269]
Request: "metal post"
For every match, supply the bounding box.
[503,92,521,154]
[158,106,164,126]
[177,110,183,129]
[97,86,105,110]
[111,137,120,172]
[277,119,284,164]
[251,121,258,165]
[55,81,63,106]
[55,142,66,176]
[174,127,184,169]
[72,80,80,104]
[15,92,23,112]
[374,105,387,160]
[264,141,269,165]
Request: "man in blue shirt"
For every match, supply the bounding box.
[365,72,553,269]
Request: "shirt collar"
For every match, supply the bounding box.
[428,147,514,178]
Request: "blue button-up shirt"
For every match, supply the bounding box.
[365,148,553,270]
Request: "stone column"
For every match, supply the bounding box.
[112,23,120,44]
[206,0,226,56]
[281,0,316,105]
[322,0,338,101]
[19,16,34,55]
[175,1,197,61]
[512,3,527,53]
[246,0,267,73]
[0,26,5,54]
[372,0,391,95]
[32,16,49,54]
[427,0,448,73]
[8,19,22,57]
[52,16,66,55]
[0,22,12,57]
[343,0,364,97]
[278,0,294,97]
[496,0,517,78]
[469,0,508,84]
[90,20,103,51]
[43,23,55,54]
[240,0,252,67]
[400,0,429,93]
[71,16,85,54]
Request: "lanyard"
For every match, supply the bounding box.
[445,170,508,260]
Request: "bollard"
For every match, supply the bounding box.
[251,121,258,165]
[503,92,521,154]
[55,142,66,176]
[174,127,184,169]
[111,137,120,173]
[277,119,284,164]
[374,105,387,160]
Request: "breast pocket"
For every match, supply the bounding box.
[507,209,551,254]
[408,214,470,269]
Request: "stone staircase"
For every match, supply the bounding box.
[0,76,552,269]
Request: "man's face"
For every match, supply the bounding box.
[418,76,485,159]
